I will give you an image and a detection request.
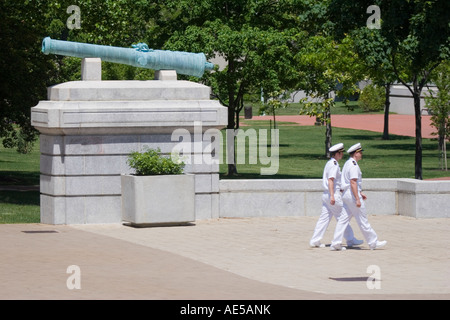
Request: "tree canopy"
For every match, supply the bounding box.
[159,0,308,174]
[0,0,161,152]
[0,1,53,152]
[329,0,450,179]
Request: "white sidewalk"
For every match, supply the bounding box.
[1,215,449,299]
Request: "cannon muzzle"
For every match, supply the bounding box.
[42,37,214,78]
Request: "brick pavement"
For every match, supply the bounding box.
[1,215,449,300]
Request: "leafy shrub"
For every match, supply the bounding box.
[359,84,385,112]
[127,148,185,175]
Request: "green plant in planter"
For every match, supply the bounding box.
[127,148,185,175]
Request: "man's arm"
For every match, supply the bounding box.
[328,178,335,205]
[350,179,361,207]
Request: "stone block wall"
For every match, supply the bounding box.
[219,178,450,219]
[32,73,227,224]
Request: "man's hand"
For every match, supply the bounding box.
[330,196,335,205]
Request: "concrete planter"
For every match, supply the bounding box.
[121,174,195,226]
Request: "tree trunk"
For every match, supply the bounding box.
[382,83,391,140]
[438,117,447,170]
[413,89,423,180]
[272,104,277,129]
[324,108,332,158]
[226,128,238,176]
[226,98,238,176]
[226,127,238,176]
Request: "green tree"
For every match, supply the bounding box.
[329,0,450,179]
[0,0,161,152]
[350,27,399,140]
[0,1,55,153]
[261,91,289,130]
[425,61,450,170]
[160,0,304,175]
[44,0,160,83]
[296,34,364,157]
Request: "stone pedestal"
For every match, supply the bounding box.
[81,58,102,80]
[31,78,227,224]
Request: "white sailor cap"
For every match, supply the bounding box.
[347,143,363,153]
[329,143,344,152]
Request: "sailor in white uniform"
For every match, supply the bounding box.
[310,143,363,248]
[330,143,387,250]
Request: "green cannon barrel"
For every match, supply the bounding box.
[42,37,214,78]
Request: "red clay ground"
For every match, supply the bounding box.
[250,114,436,139]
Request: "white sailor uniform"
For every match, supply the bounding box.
[330,145,381,250]
[310,144,358,247]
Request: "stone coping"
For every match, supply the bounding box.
[219,178,450,218]
[47,80,211,101]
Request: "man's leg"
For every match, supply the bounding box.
[352,200,378,248]
[310,195,333,247]
[330,203,352,250]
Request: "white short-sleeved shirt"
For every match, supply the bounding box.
[322,158,341,193]
[341,157,362,192]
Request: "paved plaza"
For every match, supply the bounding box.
[1,215,449,300]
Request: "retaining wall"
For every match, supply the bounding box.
[218,178,450,219]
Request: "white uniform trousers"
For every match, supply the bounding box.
[310,192,355,244]
[331,190,378,248]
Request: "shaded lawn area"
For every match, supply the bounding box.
[0,140,40,223]
[0,190,40,223]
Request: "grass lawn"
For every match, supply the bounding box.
[220,120,449,180]
[0,141,40,186]
[0,141,40,223]
[0,191,40,223]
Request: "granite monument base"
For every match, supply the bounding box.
[31,68,227,224]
